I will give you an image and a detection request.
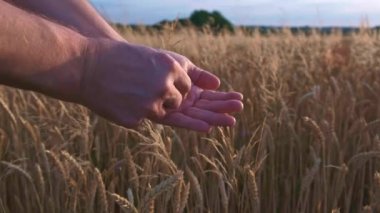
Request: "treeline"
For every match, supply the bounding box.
[113,10,234,33]
[112,10,380,35]
[240,26,380,35]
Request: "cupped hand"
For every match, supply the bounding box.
[80,39,243,132]
[79,39,192,128]
[153,51,244,132]
[154,85,243,132]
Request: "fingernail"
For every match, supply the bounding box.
[239,102,244,110]
[230,117,237,126]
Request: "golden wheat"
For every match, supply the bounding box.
[0,27,379,212]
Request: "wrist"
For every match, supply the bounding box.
[29,30,90,104]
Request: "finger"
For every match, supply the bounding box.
[184,107,236,126]
[194,99,244,113]
[160,112,211,132]
[174,70,192,97]
[187,66,220,90]
[201,90,244,101]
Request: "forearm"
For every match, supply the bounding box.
[10,0,124,41]
[0,1,87,102]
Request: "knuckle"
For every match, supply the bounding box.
[184,79,191,93]
[159,82,172,97]
[147,101,166,120]
[158,52,178,73]
[167,62,178,75]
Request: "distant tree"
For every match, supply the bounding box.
[189,10,234,32]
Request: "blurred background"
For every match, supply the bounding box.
[90,0,380,26]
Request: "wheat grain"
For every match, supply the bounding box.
[141,172,183,213]
[179,182,190,213]
[61,151,86,184]
[172,181,182,213]
[0,28,379,212]
[303,117,326,145]
[108,192,138,213]
[247,169,260,212]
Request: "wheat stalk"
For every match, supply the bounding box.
[303,117,326,146]
[218,174,229,213]
[124,146,139,195]
[108,192,138,213]
[61,151,86,184]
[0,161,32,183]
[186,167,203,212]
[93,167,108,213]
[45,150,68,182]
[34,164,45,200]
[179,182,191,213]
[172,181,182,213]
[247,169,260,212]
[140,172,183,213]
[373,172,380,211]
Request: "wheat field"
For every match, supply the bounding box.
[0,27,379,213]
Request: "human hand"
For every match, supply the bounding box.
[152,51,244,132]
[79,39,192,128]
[163,50,221,90]
[155,85,243,132]
[79,39,243,132]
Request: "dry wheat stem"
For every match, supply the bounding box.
[108,192,138,213]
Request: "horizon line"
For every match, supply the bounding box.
[112,22,380,29]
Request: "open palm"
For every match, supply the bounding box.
[156,85,243,132]
[152,51,243,132]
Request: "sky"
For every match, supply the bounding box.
[90,0,380,27]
